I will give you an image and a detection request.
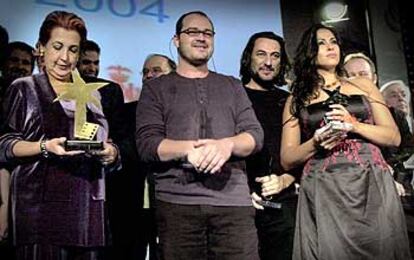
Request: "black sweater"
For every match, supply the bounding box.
[244,86,297,202]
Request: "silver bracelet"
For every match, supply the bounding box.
[40,139,49,158]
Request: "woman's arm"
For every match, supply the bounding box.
[280,96,319,170]
[12,137,84,158]
[356,84,400,147]
[328,78,401,147]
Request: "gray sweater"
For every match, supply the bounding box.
[135,71,263,206]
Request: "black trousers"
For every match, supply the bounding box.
[0,238,15,260]
[16,244,103,260]
[156,200,259,260]
[255,198,297,260]
[136,208,159,260]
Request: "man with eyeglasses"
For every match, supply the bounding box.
[136,11,263,260]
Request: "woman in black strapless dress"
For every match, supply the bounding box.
[281,24,410,260]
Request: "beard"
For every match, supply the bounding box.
[250,70,277,90]
[178,46,212,67]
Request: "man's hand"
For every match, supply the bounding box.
[256,174,294,197]
[187,145,204,169]
[251,192,264,210]
[187,138,233,174]
[394,181,406,197]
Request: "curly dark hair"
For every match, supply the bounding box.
[290,24,346,117]
[239,31,290,86]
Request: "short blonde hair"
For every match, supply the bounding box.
[344,52,376,74]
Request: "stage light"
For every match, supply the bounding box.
[321,2,349,24]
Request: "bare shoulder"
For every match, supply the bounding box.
[343,77,386,105]
[343,77,378,95]
[283,94,298,125]
[284,94,295,111]
[286,94,293,103]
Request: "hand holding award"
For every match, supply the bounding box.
[53,69,109,153]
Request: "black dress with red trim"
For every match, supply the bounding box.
[293,89,411,260]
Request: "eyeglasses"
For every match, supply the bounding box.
[179,28,215,38]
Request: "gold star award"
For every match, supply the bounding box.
[54,69,108,151]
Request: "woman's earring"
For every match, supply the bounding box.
[33,49,44,57]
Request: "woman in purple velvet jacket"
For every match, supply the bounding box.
[0,11,118,260]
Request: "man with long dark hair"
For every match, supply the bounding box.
[240,31,297,260]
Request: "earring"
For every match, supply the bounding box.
[39,49,44,57]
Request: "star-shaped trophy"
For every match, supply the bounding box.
[53,68,109,151]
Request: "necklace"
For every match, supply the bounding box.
[323,78,340,90]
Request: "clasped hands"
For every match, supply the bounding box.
[43,137,118,165]
[313,104,357,150]
[186,138,233,174]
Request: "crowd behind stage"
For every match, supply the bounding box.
[1,8,414,260]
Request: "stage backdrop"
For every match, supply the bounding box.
[0,0,283,102]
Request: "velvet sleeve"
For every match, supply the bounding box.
[0,79,34,163]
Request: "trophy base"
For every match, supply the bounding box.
[258,200,282,209]
[64,140,103,152]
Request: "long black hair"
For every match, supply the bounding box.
[240,31,290,86]
[290,24,345,117]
